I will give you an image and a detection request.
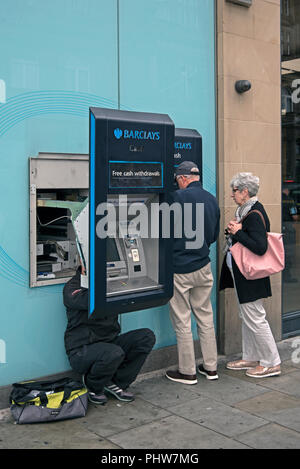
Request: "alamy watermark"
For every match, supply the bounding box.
[95,195,205,250]
[291,338,300,365]
[0,339,6,364]
[0,79,6,103]
[290,79,300,105]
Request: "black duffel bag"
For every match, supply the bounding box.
[10,377,88,424]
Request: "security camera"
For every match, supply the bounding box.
[235,80,251,93]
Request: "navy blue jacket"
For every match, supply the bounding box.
[172,181,220,274]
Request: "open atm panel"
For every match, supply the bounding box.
[29,153,88,287]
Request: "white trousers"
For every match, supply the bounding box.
[169,263,218,375]
[227,255,281,368]
[238,299,281,367]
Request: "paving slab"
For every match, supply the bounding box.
[234,390,300,415]
[170,396,267,438]
[80,396,171,437]
[234,390,300,433]
[235,423,300,449]
[109,414,249,449]
[283,359,300,370]
[258,407,300,433]
[277,339,300,363]
[255,370,300,399]
[130,375,204,408]
[132,373,268,408]
[0,418,120,449]
[191,373,269,406]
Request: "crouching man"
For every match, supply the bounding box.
[63,268,156,405]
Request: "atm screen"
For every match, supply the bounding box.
[106,237,121,262]
[106,238,121,262]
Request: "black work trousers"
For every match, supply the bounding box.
[68,328,155,394]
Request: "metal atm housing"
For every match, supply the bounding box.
[173,128,202,189]
[89,107,175,318]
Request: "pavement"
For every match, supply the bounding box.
[1,337,300,450]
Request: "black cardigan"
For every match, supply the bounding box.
[219,201,272,304]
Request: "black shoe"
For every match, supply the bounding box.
[104,384,135,402]
[198,364,219,381]
[165,369,198,385]
[88,392,108,405]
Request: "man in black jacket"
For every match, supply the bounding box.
[63,268,155,404]
[166,161,220,385]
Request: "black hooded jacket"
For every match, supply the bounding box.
[63,269,120,354]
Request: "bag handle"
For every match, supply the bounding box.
[11,390,48,406]
[10,378,82,407]
[241,209,267,231]
[12,377,73,392]
[60,383,76,405]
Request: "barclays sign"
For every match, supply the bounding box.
[114,128,123,139]
[114,128,160,141]
[174,142,192,150]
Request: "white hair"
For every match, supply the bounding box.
[185,174,200,181]
[230,172,260,197]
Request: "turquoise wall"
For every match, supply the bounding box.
[0,0,216,386]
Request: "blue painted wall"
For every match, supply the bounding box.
[0,0,216,386]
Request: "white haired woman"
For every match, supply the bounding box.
[219,172,281,378]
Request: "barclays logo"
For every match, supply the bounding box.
[175,142,192,150]
[114,128,123,139]
[113,128,160,141]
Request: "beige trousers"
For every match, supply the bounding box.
[169,263,218,375]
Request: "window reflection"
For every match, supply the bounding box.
[281,0,300,320]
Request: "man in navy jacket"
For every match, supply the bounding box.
[166,161,220,385]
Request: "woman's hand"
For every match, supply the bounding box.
[227,220,242,235]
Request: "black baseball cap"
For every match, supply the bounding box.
[175,161,200,177]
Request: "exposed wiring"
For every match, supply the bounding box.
[37,213,71,227]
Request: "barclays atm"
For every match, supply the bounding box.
[88,107,175,318]
[173,128,202,188]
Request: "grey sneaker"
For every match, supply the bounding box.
[104,384,135,402]
[82,374,108,405]
[88,392,108,405]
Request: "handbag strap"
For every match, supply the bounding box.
[241,209,267,231]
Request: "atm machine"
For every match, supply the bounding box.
[84,107,175,318]
[173,128,202,189]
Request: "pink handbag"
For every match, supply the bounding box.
[230,210,285,280]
